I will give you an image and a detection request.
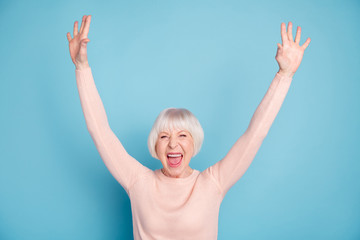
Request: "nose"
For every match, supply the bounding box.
[168,136,178,149]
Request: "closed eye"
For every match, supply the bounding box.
[160,135,168,139]
[180,134,187,137]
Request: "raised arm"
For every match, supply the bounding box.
[207,22,311,197]
[67,15,150,194]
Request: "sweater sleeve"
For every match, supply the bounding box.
[75,67,150,195]
[205,73,293,198]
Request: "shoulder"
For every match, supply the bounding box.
[128,167,154,191]
[200,166,223,197]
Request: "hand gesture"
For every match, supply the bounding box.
[275,22,311,78]
[66,15,92,69]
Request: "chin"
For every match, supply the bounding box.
[171,165,190,176]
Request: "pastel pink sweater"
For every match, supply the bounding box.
[75,67,292,239]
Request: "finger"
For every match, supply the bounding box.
[281,22,289,46]
[277,43,282,49]
[73,21,78,36]
[301,37,311,50]
[79,15,87,34]
[295,26,301,44]
[287,22,294,42]
[67,32,72,42]
[82,15,91,36]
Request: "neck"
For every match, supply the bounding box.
[161,167,194,178]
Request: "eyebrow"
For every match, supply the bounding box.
[159,130,189,134]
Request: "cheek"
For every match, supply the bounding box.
[185,140,195,153]
[155,142,165,156]
[155,142,160,157]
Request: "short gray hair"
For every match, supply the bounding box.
[148,108,204,159]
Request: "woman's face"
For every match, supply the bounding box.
[155,128,194,178]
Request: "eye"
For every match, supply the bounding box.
[179,134,187,137]
[160,135,168,139]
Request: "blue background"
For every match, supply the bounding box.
[1,0,359,239]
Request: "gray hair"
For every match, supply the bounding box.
[148,108,204,159]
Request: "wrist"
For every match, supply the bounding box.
[277,70,294,78]
[76,62,90,70]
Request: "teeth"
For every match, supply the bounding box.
[168,154,182,157]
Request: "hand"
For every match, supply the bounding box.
[275,22,311,78]
[66,15,92,69]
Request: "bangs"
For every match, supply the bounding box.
[156,109,192,135]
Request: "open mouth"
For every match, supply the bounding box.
[167,153,183,168]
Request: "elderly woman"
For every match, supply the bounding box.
[67,15,311,239]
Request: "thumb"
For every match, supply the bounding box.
[80,38,90,47]
[277,43,282,49]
